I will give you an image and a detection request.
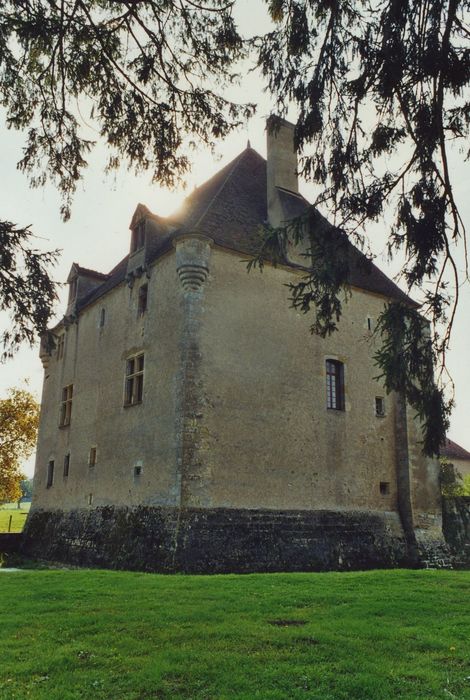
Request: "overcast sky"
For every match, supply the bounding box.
[1,2,469,477]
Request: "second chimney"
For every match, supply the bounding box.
[266,116,299,227]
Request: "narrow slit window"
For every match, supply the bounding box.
[59,384,73,426]
[134,465,142,478]
[326,360,345,411]
[89,447,97,467]
[88,493,93,505]
[138,284,148,316]
[99,308,106,328]
[124,354,144,406]
[63,453,70,477]
[47,460,55,488]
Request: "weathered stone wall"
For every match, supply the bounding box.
[33,252,182,511]
[22,506,409,573]
[187,246,441,530]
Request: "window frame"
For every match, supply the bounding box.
[326,359,345,411]
[59,384,73,427]
[375,396,385,417]
[124,353,144,407]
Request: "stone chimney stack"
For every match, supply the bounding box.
[266,116,299,226]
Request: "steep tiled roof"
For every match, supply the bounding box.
[75,145,415,313]
[441,438,470,461]
[172,147,267,253]
[74,264,110,280]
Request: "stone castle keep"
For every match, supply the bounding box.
[23,120,448,572]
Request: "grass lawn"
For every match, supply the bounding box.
[0,569,469,700]
[0,505,30,532]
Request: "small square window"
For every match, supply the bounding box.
[380,482,390,495]
[134,465,142,478]
[89,447,97,467]
[375,397,385,417]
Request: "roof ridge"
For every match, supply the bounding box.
[192,148,262,232]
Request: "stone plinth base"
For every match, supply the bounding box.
[21,506,413,573]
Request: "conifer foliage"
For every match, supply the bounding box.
[0,0,251,220]
[255,0,469,454]
[0,221,58,360]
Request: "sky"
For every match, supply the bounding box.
[0,1,469,477]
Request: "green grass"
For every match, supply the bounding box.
[0,505,30,532]
[0,569,469,700]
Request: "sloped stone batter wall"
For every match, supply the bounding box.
[22,507,409,573]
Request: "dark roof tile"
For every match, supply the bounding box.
[75,145,416,313]
[75,264,109,280]
[441,438,470,460]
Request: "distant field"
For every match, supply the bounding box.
[0,569,469,699]
[0,505,30,532]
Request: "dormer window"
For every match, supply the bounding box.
[131,222,145,253]
[68,277,78,304]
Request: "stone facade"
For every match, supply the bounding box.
[24,120,448,571]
